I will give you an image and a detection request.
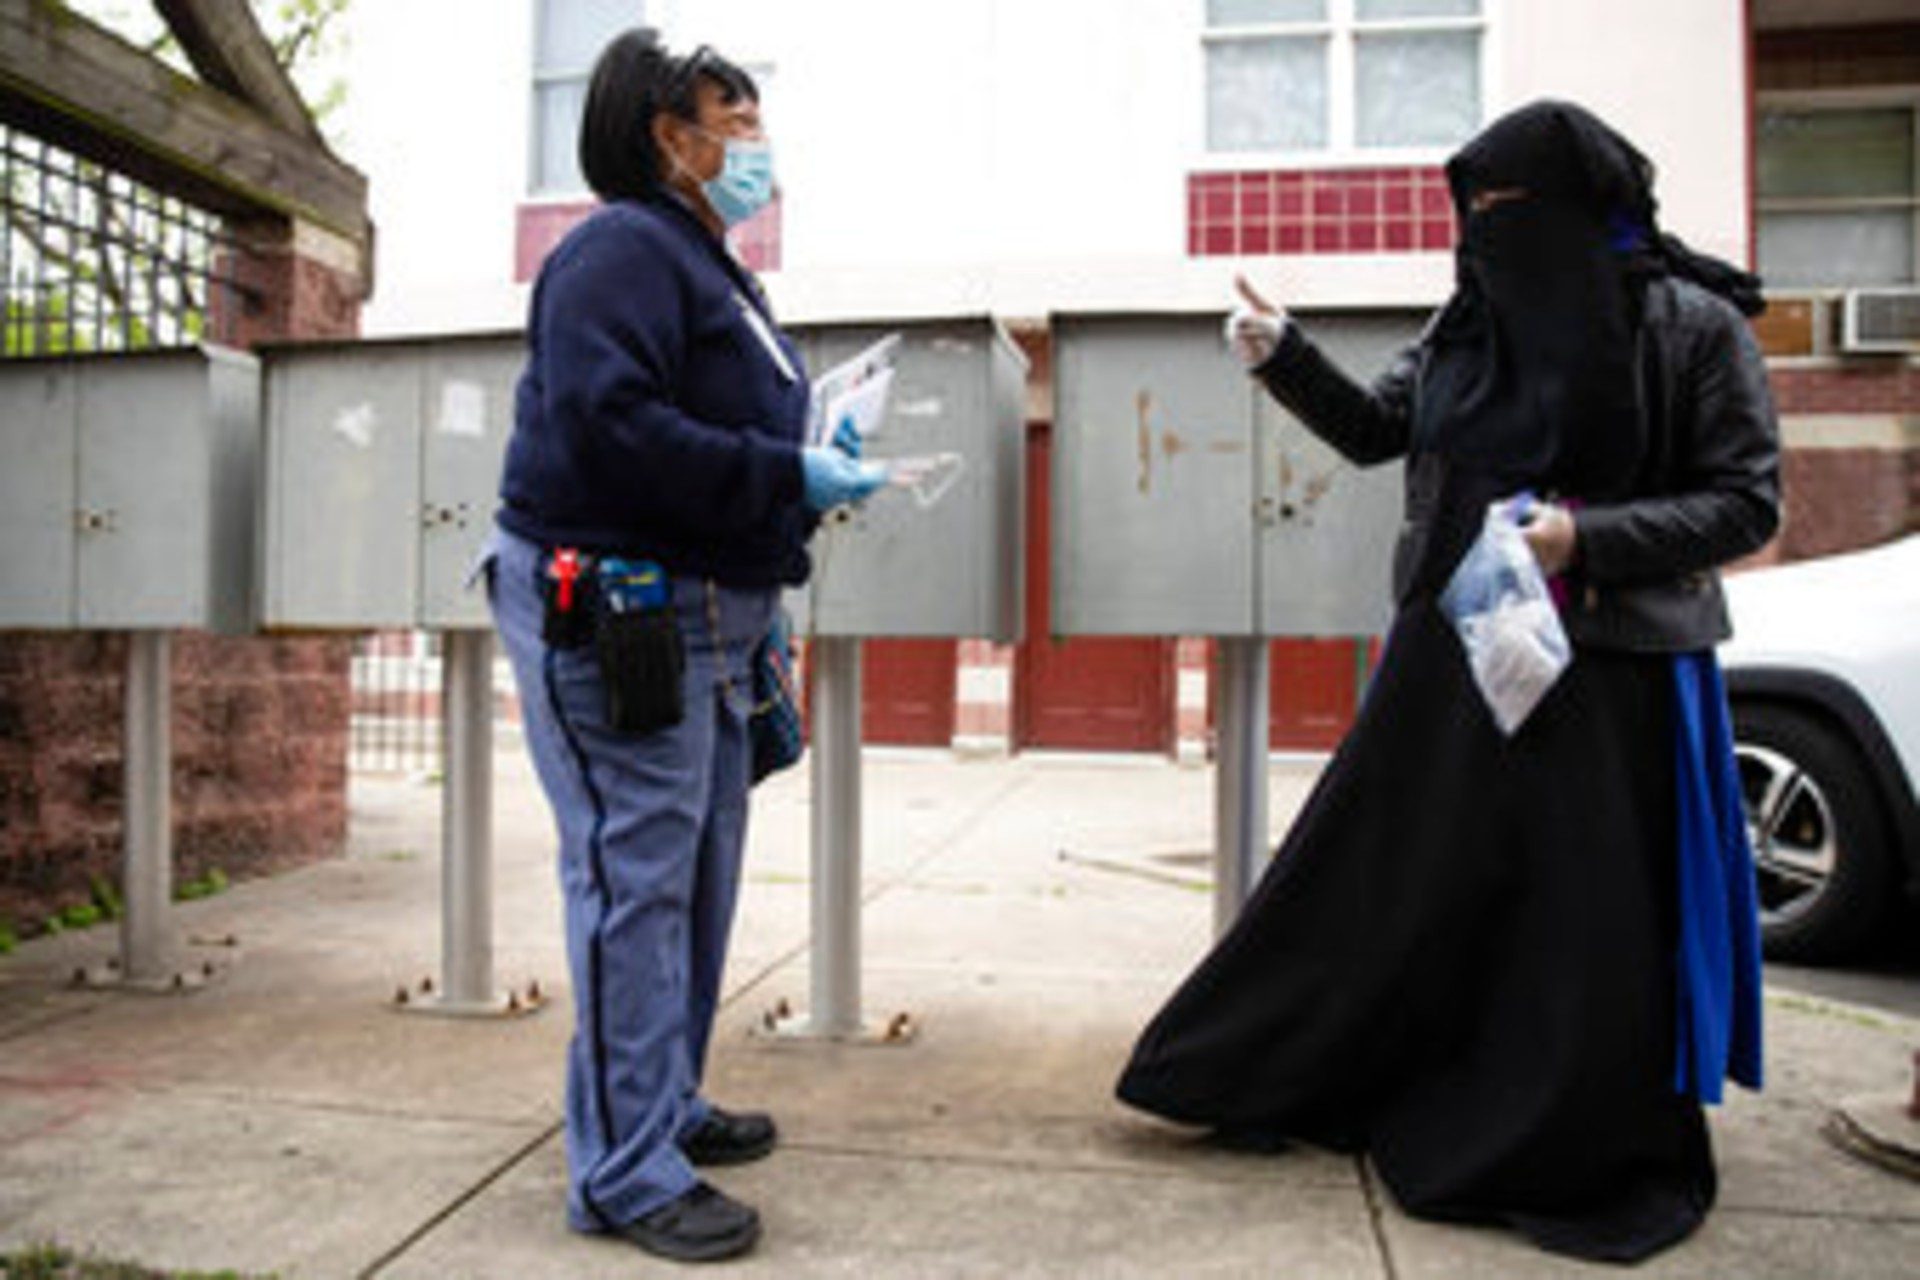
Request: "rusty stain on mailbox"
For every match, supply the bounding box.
[1135,389,1153,495]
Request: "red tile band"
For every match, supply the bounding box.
[1187,166,1456,257]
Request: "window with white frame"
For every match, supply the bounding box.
[530,0,646,196]
[1203,0,1484,156]
[1756,102,1919,289]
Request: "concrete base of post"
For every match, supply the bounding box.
[70,952,229,995]
[750,997,918,1046]
[389,975,550,1020]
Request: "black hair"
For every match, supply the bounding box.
[577,29,759,204]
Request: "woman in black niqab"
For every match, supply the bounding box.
[1417,100,1761,494]
[1117,100,1776,1266]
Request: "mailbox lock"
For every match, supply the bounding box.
[75,508,117,534]
[422,501,475,531]
[421,503,454,530]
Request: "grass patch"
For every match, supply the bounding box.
[89,874,122,922]
[0,920,16,955]
[0,1241,276,1278]
[56,904,101,930]
[174,868,229,903]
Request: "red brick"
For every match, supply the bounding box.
[1777,446,1915,561]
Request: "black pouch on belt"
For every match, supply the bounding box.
[594,557,683,736]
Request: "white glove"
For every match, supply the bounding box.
[1223,305,1286,369]
[1224,276,1289,368]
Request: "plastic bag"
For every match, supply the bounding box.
[1439,494,1571,736]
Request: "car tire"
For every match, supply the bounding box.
[1733,701,1897,963]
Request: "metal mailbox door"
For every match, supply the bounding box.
[0,361,77,626]
[1051,315,1257,637]
[262,346,423,628]
[74,351,259,630]
[800,320,1024,641]
[1253,313,1419,638]
[419,338,518,628]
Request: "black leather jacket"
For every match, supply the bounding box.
[1254,277,1782,653]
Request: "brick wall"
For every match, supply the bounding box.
[1777,446,1915,562]
[1771,364,1920,416]
[1763,361,1920,560]
[1749,21,1920,564]
[0,220,363,937]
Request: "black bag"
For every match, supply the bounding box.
[748,610,804,784]
[593,558,683,736]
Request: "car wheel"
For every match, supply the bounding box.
[1733,701,1896,963]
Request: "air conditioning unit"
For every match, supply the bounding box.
[1839,287,1920,354]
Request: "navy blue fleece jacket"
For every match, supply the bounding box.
[498,196,813,587]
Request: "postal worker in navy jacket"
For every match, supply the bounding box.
[486,29,882,1264]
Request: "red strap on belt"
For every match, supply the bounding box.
[552,548,581,612]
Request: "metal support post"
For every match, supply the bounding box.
[761,636,912,1044]
[76,631,224,994]
[1213,636,1271,937]
[120,630,173,985]
[396,630,542,1018]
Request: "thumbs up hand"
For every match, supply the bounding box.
[1223,274,1289,369]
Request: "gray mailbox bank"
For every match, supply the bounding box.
[778,316,1026,1039]
[261,333,517,631]
[255,320,1025,1033]
[791,318,1026,641]
[259,331,519,1015]
[1053,311,1422,931]
[0,346,261,988]
[0,347,258,632]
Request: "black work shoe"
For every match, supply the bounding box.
[682,1107,779,1166]
[612,1182,760,1262]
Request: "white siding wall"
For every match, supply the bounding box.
[340,0,1751,334]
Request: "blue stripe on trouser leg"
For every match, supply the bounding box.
[485,528,772,1232]
[682,585,757,1111]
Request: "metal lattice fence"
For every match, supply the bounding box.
[2,123,255,356]
[2,121,450,774]
[349,631,448,776]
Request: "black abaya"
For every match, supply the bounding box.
[1116,597,1716,1263]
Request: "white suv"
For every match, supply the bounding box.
[1720,535,1920,961]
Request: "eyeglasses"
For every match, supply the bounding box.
[663,44,722,106]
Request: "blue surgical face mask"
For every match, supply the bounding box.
[701,136,776,227]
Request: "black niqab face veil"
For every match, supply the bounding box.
[1414,100,1759,498]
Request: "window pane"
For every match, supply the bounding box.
[533,80,588,194]
[1758,210,1915,288]
[1756,109,1914,201]
[1355,31,1479,148]
[1207,0,1326,24]
[1357,0,1481,18]
[1207,37,1328,150]
[537,0,644,73]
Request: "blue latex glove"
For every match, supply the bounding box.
[801,447,885,513]
[830,414,863,459]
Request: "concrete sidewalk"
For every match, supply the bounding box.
[1,747,1916,1278]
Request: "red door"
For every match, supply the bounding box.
[862,639,957,746]
[1268,638,1364,750]
[1200,638,1371,753]
[1014,423,1177,753]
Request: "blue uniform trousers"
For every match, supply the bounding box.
[485,527,774,1231]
